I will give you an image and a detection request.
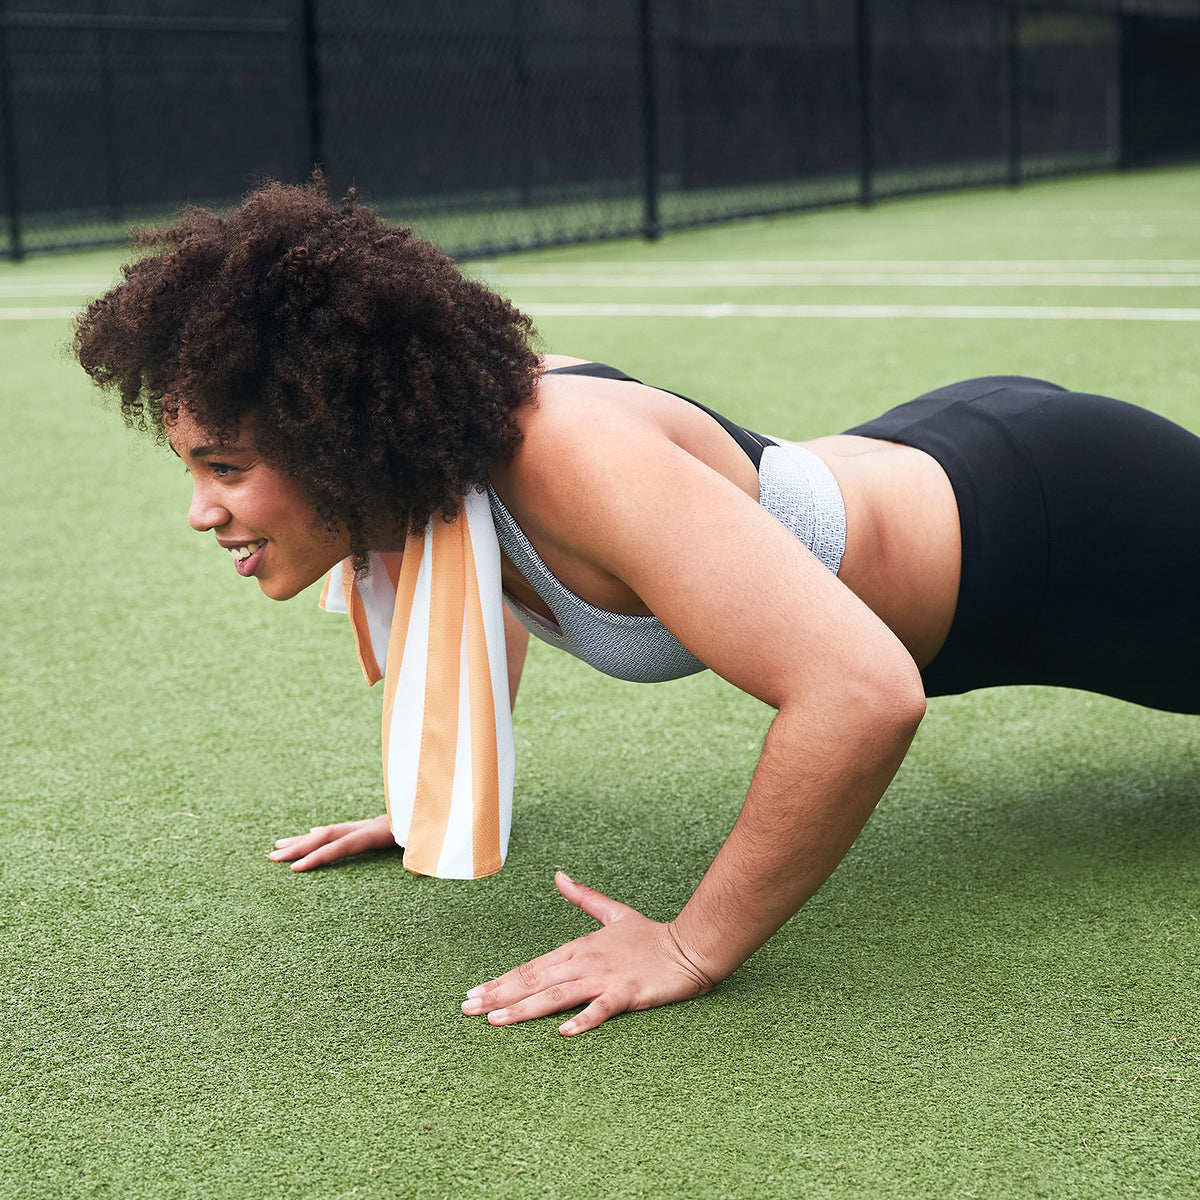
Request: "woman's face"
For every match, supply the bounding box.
[168,410,351,601]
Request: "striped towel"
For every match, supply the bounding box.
[319,488,514,878]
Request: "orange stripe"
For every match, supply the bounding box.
[383,551,403,593]
[318,570,332,610]
[402,520,463,875]
[380,533,425,830]
[461,521,502,877]
[343,564,382,685]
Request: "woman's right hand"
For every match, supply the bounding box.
[268,814,395,871]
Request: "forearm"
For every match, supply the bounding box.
[671,681,925,983]
[503,605,530,709]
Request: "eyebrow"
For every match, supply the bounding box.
[169,442,251,459]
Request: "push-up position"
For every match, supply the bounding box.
[75,180,1200,1035]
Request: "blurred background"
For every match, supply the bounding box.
[2,0,1199,261]
[6,8,1200,1197]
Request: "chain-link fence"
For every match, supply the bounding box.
[2,0,1199,260]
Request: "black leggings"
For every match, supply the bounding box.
[845,377,1200,714]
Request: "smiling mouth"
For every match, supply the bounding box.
[228,539,268,576]
[229,539,267,562]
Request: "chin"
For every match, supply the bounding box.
[257,576,304,602]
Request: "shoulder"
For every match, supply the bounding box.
[495,366,668,537]
[494,359,764,552]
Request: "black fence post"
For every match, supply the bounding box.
[96,0,123,223]
[1007,2,1022,187]
[1117,11,1131,170]
[639,0,659,241]
[514,0,533,208]
[301,0,325,174]
[856,0,873,207]
[0,1,23,260]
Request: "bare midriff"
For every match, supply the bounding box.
[795,434,960,669]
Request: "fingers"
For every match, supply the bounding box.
[461,951,622,1036]
[460,873,624,1016]
[462,945,577,1014]
[270,820,366,858]
[461,875,658,1035]
[559,996,616,1037]
[462,959,628,1033]
[267,815,394,871]
[285,825,383,871]
[464,973,601,1029]
[554,870,634,926]
[462,950,639,1036]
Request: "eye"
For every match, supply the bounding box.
[209,462,239,478]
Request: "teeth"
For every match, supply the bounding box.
[230,540,266,562]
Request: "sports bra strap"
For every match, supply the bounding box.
[543,361,773,468]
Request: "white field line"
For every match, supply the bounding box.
[489,271,1200,288]
[477,259,1200,273]
[0,281,114,296]
[0,306,80,319]
[6,262,1199,294]
[8,301,1200,322]
[524,302,1200,321]
[8,258,1200,321]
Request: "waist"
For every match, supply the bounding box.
[789,433,962,670]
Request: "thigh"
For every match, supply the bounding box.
[1016,392,1200,713]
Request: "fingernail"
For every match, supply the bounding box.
[488,1009,509,1023]
[461,999,482,1014]
[465,985,485,999]
[559,1021,576,1035]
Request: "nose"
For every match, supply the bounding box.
[188,479,231,532]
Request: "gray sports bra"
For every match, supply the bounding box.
[488,363,847,683]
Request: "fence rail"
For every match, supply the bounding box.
[1,0,1198,261]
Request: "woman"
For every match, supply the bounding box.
[75,179,1200,1037]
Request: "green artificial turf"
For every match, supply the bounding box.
[3,167,1200,1199]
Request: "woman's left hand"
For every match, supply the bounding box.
[461,871,715,1035]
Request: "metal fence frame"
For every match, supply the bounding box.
[0,0,1196,261]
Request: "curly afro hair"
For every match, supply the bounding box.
[74,175,541,569]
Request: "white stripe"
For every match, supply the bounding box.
[436,625,478,880]
[525,302,1200,321]
[487,270,1200,288]
[356,555,400,679]
[320,561,348,615]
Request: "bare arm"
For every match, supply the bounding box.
[671,673,921,984]
[464,659,922,1032]
[503,604,530,708]
[462,401,926,1032]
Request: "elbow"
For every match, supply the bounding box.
[866,652,927,744]
[813,645,924,748]
[772,637,927,747]
[894,671,927,742]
